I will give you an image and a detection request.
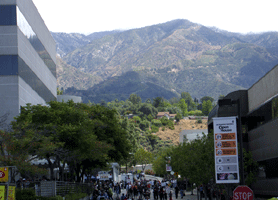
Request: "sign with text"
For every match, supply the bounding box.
[8,186,15,200]
[0,185,5,199]
[213,117,239,184]
[0,167,8,182]
[233,186,253,200]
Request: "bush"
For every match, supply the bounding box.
[16,188,36,200]
[151,125,159,133]
[162,127,165,131]
[139,120,150,131]
[151,119,162,127]
[196,118,202,123]
[64,193,87,200]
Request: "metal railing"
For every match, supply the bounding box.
[20,181,94,197]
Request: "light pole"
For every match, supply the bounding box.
[218,99,245,185]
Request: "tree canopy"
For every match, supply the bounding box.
[10,101,131,181]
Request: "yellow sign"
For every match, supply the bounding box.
[174,172,178,176]
[8,186,15,200]
[0,185,5,200]
[0,167,8,182]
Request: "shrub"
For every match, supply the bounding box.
[139,120,150,131]
[151,119,162,127]
[162,127,165,131]
[64,193,87,200]
[151,125,159,133]
[196,118,202,123]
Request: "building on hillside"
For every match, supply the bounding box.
[208,64,278,196]
[179,129,208,143]
[157,112,176,119]
[57,95,82,103]
[157,112,170,119]
[0,0,57,130]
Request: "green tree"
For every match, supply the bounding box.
[139,120,150,131]
[181,92,194,110]
[200,96,214,103]
[11,101,131,181]
[57,87,63,95]
[179,99,188,116]
[152,97,164,108]
[152,147,173,176]
[134,148,153,172]
[129,94,142,105]
[138,103,158,117]
[175,113,182,122]
[171,132,214,196]
[202,100,213,116]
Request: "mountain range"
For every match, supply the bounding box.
[53,19,278,103]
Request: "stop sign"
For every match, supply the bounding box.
[233,186,253,200]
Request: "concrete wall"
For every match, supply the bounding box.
[17,28,56,98]
[180,129,208,143]
[248,64,278,113]
[16,0,56,62]
[0,76,19,131]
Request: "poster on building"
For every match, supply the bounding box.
[213,117,240,184]
[0,167,9,182]
[8,186,15,200]
[166,164,172,171]
[0,185,5,199]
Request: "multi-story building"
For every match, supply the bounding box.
[0,0,56,130]
[208,64,278,196]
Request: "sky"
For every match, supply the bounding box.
[33,0,278,35]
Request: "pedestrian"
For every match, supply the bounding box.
[169,191,172,200]
[174,185,179,199]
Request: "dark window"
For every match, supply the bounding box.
[0,5,16,25]
[18,56,56,102]
[247,97,278,131]
[0,55,18,75]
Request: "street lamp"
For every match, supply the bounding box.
[218,99,245,185]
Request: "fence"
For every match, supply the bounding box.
[32,181,94,197]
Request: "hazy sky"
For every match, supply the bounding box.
[33,0,278,35]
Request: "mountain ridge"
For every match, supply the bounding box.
[53,19,278,103]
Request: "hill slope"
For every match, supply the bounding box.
[54,19,278,102]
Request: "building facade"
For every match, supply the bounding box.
[208,64,278,196]
[0,0,56,130]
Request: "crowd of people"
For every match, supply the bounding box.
[91,178,188,200]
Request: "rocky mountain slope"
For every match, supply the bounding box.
[53,19,278,103]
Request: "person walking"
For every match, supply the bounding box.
[174,185,179,199]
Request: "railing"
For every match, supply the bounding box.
[22,181,94,197]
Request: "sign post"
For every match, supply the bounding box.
[233,186,253,200]
[213,117,240,184]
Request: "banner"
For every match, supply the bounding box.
[213,117,240,184]
[0,167,8,182]
[8,186,15,200]
[166,164,172,171]
[0,185,5,200]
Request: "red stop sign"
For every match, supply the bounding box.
[233,186,253,200]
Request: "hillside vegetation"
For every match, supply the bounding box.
[53,19,278,102]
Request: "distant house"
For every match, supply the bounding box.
[169,114,177,119]
[157,112,176,119]
[157,112,170,119]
